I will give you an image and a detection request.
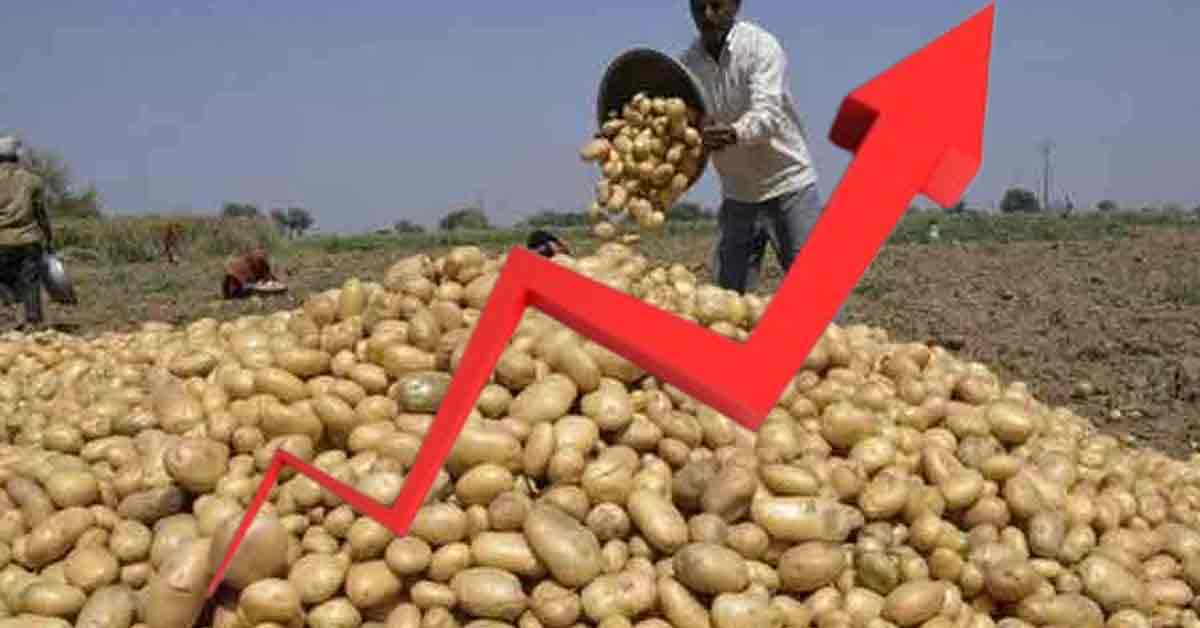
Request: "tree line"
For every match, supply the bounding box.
[17,141,1200,235]
[390,201,718,234]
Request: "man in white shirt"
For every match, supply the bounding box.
[680,0,825,298]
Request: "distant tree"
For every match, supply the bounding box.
[946,200,968,214]
[519,209,588,228]
[55,183,103,219]
[439,206,491,231]
[1192,204,1200,217]
[1096,199,1118,213]
[1000,187,1040,213]
[265,206,314,237]
[285,207,315,237]
[666,202,709,222]
[221,202,260,218]
[1163,202,1184,214]
[394,219,425,234]
[23,146,103,218]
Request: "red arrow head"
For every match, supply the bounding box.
[829,3,995,208]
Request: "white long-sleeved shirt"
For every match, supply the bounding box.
[679,20,818,204]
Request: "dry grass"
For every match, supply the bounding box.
[54,214,281,265]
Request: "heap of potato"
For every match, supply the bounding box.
[2,243,1200,627]
[579,93,706,239]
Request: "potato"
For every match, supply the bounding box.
[581,138,611,162]
[581,569,657,621]
[510,375,578,424]
[710,586,778,628]
[452,567,528,621]
[288,552,348,606]
[141,538,211,628]
[42,469,100,509]
[208,510,289,590]
[883,581,947,626]
[456,464,515,507]
[18,506,94,568]
[309,597,364,628]
[238,577,302,625]
[386,537,433,576]
[253,367,309,403]
[345,560,402,610]
[751,497,865,543]
[411,503,469,546]
[471,532,546,579]
[20,581,87,617]
[628,489,689,554]
[391,371,452,415]
[75,585,136,628]
[673,543,749,595]
[524,503,603,588]
[64,547,119,592]
[777,542,846,593]
[163,437,230,493]
[701,465,757,522]
[983,557,1041,603]
[275,347,331,378]
[1077,554,1149,613]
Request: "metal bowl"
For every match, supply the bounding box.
[40,251,78,305]
[596,47,712,189]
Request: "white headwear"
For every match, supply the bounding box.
[0,136,21,159]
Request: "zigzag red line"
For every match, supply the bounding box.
[206,3,994,597]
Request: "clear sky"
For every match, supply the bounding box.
[5,1,1198,233]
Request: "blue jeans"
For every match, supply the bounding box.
[710,183,846,322]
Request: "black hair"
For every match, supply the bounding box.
[527,229,558,249]
[527,229,567,258]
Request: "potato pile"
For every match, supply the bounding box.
[580,93,706,239]
[2,243,1200,628]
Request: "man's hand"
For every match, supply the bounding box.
[702,125,738,152]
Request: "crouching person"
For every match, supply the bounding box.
[222,249,280,300]
[0,135,53,331]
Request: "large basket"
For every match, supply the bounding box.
[596,47,712,190]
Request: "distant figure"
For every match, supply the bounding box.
[161,222,183,264]
[0,135,54,330]
[928,221,941,242]
[526,229,571,258]
[222,249,279,299]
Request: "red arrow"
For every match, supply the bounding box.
[207,3,994,599]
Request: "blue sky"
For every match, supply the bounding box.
[4,1,1198,233]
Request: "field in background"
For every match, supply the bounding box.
[7,210,1200,458]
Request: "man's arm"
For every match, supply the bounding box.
[731,34,791,146]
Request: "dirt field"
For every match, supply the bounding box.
[7,221,1200,458]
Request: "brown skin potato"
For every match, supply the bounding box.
[141,538,211,628]
[207,510,290,590]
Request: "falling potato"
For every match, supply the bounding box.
[580,93,704,236]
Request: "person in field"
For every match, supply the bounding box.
[526,229,572,259]
[0,135,53,330]
[680,0,828,300]
[222,249,281,300]
[162,222,183,264]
